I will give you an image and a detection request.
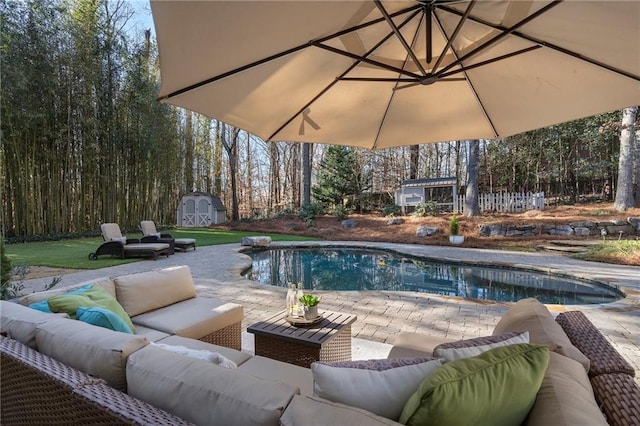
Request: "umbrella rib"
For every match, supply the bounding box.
[312,42,422,79]
[162,43,312,100]
[440,3,640,83]
[267,9,421,142]
[435,0,563,76]
[161,4,422,100]
[438,46,542,78]
[430,6,500,139]
[341,77,420,82]
[431,0,476,74]
[373,0,427,76]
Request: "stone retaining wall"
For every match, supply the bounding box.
[478,217,640,238]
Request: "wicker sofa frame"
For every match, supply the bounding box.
[0,335,194,426]
[554,311,640,426]
[2,307,637,425]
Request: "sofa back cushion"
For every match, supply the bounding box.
[35,317,149,391]
[492,298,590,372]
[16,277,116,306]
[281,395,401,426]
[524,352,607,426]
[114,266,197,317]
[0,301,68,349]
[127,345,299,426]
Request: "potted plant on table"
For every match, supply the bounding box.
[449,215,465,245]
[299,294,320,320]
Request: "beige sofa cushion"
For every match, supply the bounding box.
[131,297,243,339]
[492,298,590,371]
[524,352,607,426]
[126,345,298,426]
[35,317,149,391]
[133,325,171,342]
[16,277,116,305]
[157,335,251,366]
[280,395,402,426]
[238,355,314,396]
[0,301,68,349]
[388,332,455,358]
[114,266,197,317]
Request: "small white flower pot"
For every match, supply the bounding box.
[304,305,319,319]
[449,235,465,245]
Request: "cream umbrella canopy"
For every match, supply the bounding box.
[151,0,640,149]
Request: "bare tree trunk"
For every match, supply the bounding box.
[614,107,637,211]
[184,111,194,192]
[213,121,223,196]
[246,134,254,214]
[221,124,240,220]
[409,145,419,179]
[269,143,280,211]
[634,122,640,207]
[301,143,312,206]
[464,140,481,217]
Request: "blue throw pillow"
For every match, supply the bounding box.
[28,284,93,313]
[76,306,134,334]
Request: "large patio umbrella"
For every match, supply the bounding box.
[151,0,640,149]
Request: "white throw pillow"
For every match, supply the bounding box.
[111,236,127,244]
[151,342,237,368]
[433,331,530,362]
[311,358,443,421]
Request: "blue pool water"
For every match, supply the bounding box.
[243,247,622,305]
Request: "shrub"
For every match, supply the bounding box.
[450,215,459,235]
[412,201,438,217]
[298,203,324,227]
[382,204,401,217]
[331,205,350,221]
[1,241,12,300]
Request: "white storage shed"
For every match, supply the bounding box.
[177,192,227,227]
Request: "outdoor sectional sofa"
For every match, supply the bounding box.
[1,268,639,425]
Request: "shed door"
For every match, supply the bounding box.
[182,197,213,227]
[183,199,197,227]
[196,198,212,227]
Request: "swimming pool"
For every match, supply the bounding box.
[242,247,623,305]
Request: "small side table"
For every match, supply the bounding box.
[247,310,357,368]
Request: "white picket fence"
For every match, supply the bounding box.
[454,192,545,213]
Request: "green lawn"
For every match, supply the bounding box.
[5,229,317,270]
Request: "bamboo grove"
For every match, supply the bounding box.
[1,0,635,239]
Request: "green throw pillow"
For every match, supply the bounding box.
[28,284,93,313]
[399,343,549,426]
[48,286,135,333]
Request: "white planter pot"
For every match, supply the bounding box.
[449,235,465,245]
[304,305,319,319]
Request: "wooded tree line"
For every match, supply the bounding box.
[2,0,638,238]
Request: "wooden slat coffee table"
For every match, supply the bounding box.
[247,310,357,368]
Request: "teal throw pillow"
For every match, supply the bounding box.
[399,343,550,426]
[28,284,93,313]
[48,286,135,333]
[76,306,134,334]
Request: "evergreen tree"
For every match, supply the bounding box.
[312,146,368,208]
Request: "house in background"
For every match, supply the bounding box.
[177,191,227,227]
[394,178,458,214]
